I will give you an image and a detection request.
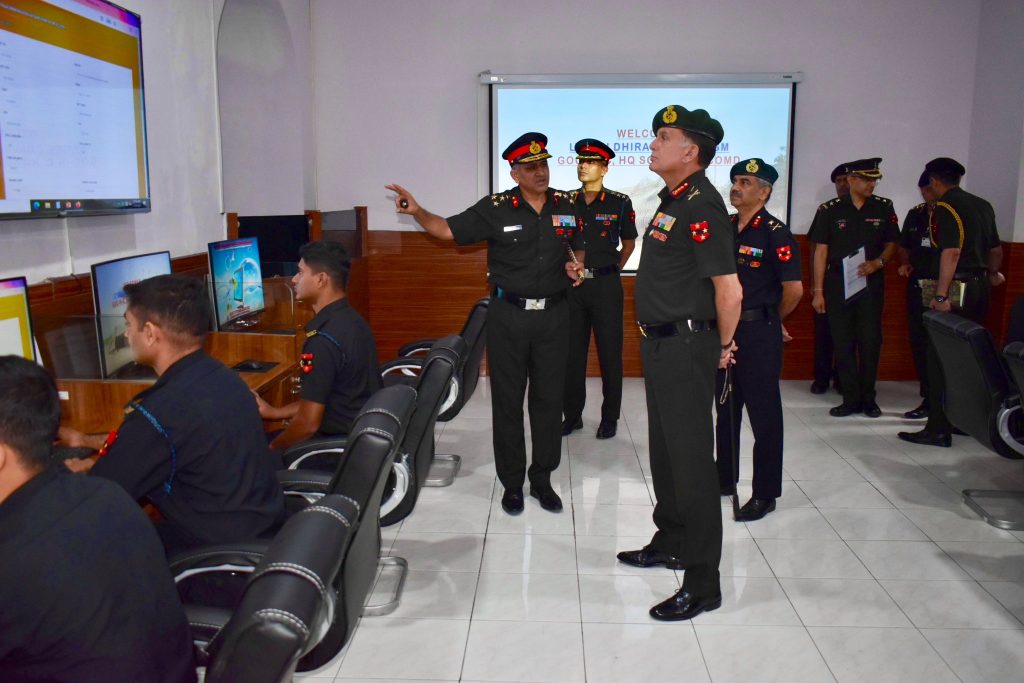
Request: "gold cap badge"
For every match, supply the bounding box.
[529,141,542,154]
[746,159,759,173]
[662,105,678,124]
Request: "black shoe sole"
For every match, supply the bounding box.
[735,502,776,522]
[501,498,524,515]
[617,554,686,570]
[650,595,723,621]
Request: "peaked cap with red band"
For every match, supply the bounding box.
[502,132,552,165]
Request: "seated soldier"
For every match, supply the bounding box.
[60,274,284,555]
[0,356,196,682]
[256,241,380,451]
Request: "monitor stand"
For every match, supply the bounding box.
[232,359,279,373]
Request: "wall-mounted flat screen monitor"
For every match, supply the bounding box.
[208,237,266,330]
[0,276,36,361]
[90,250,170,378]
[0,0,150,220]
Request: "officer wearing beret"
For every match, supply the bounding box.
[387,133,583,514]
[715,159,802,522]
[899,157,1004,447]
[562,138,637,440]
[809,157,898,418]
[810,163,851,394]
[616,106,742,621]
[896,172,940,420]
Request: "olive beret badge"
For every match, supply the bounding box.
[662,105,678,124]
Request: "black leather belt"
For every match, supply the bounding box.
[584,264,619,279]
[739,307,779,322]
[493,287,565,311]
[637,319,717,338]
[954,271,986,280]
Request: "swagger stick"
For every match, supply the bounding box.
[565,242,585,284]
[719,366,741,520]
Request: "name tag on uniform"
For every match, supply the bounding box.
[921,236,931,247]
[503,225,522,232]
[552,215,575,227]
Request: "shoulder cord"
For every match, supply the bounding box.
[131,401,177,494]
[309,329,342,351]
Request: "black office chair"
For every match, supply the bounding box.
[189,494,357,683]
[172,385,416,672]
[923,310,1021,459]
[281,337,461,527]
[381,297,489,485]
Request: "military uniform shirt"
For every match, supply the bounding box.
[0,467,196,682]
[807,194,899,294]
[635,170,737,323]
[300,298,381,436]
[932,186,1001,272]
[91,350,284,548]
[899,203,939,279]
[448,186,584,298]
[573,187,638,269]
[731,208,801,310]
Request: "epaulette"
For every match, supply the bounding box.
[604,188,628,200]
[490,190,512,207]
[553,190,574,201]
[912,202,926,211]
[870,195,893,205]
[818,197,841,211]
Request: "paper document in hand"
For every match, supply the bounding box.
[842,248,868,301]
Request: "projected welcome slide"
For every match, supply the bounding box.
[0,0,148,217]
[492,84,794,270]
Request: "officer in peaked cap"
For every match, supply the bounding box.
[616,105,742,622]
[562,138,637,440]
[808,157,899,419]
[899,157,1004,448]
[386,132,584,515]
[714,158,802,522]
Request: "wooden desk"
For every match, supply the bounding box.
[57,331,300,433]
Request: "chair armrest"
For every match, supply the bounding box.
[381,357,424,379]
[282,435,348,470]
[277,470,332,504]
[168,543,270,582]
[397,339,437,357]
[184,604,232,659]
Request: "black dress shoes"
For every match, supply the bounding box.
[952,426,967,436]
[616,545,685,570]
[561,417,583,436]
[829,402,861,417]
[735,497,776,522]
[501,487,524,515]
[649,589,723,621]
[897,429,952,448]
[810,381,827,395]
[862,402,882,418]
[596,420,617,439]
[529,486,563,512]
[904,402,929,419]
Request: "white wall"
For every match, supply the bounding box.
[0,0,224,284]
[967,0,1024,241]
[311,0,982,234]
[217,0,316,214]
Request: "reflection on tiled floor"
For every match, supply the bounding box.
[299,379,1024,683]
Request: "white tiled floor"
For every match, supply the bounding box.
[300,378,1024,683]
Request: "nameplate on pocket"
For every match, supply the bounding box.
[503,225,522,233]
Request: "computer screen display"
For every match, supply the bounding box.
[0,277,36,361]
[208,237,265,329]
[0,0,150,219]
[90,251,170,377]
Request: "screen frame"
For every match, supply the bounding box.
[89,250,171,378]
[206,237,267,330]
[0,276,37,362]
[0,0,151,221]
[483,72,801,273]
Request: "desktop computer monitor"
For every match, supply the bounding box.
[90,251,172,378]
[208,237,266,330]
[0,277,37,361]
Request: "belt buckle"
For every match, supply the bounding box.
[525,298,546,311]
[637,321,647,338]
[686,320,695,332]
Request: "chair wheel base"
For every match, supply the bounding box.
[363,556,408,616]
[424,454,462,487]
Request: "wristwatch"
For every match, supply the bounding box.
[934,295,948,303]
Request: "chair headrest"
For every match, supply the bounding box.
[1005,341,1024,361]
[347,384,416,450]
[923,310,986,340]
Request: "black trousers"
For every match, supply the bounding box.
[715,317,785,499]
[827,285,884,405]
[906,280,930,400]
[486,295,568,490]
[924,277,991,434]
[564,274,624,425]
[813,312,836,385]
[642,330,722,596]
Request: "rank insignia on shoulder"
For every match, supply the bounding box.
[776,245,793,262]
[300,352,314,374]
[769,219,781,230]
[690,221,710,242]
